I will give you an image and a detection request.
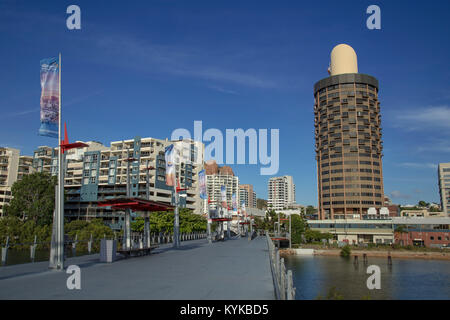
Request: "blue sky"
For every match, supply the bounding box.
[1,0,449,206]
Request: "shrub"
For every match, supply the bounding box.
[340,245,351,257]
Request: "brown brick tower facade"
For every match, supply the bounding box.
[314,44,384,220]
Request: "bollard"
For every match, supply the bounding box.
[72,234,78,257]
[353,255,359,265]
[88,234,93,254]
[139,236,143,249]
[363,253,368,264]
[388,255,392,265]
[2,236,9,266]
[30,235,37,263]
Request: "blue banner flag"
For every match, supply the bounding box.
[39,57,59,138]
[165,144,175,186]
[232,193,237,212]
[221,185,227,207]
[199,169,207,199]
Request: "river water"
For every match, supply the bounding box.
[284,255,450,300]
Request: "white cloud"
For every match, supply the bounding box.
[417,139,450,153]
[393,106,450,131]
[390,190,411,199]
[397,162,438,169]
[94,35,277,89]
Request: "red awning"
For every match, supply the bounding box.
[97,197,174,212]
[211,218,232,222]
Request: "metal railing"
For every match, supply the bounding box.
[266,232,296,300]
[1,231,208,266]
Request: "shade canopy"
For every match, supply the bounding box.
[97,197,174,212]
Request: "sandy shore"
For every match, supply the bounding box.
[280,248,450,261]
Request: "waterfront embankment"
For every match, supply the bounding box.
[280,248,450,260]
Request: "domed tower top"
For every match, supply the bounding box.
[328,44,358,76]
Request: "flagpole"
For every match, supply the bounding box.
[57,52,64,270]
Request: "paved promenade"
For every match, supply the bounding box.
[0,236,274,299]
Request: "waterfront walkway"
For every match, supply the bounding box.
[0,236,274,299]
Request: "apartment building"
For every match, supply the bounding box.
[33,146,56,174]
[17,156,34,181]
[314,44,384,219]
[0,147,20,216]
[204,160,239,211]
[62,137,204,227]
[0,147,37,216]
[438,163,450,216]
[267,176,296,211]
[239,184,256,208]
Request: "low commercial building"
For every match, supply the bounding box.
[308,219,394,244]
[393,217,450,247]
[400,209,446,218]
[308,217,450,247]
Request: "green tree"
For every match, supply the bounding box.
[4,172,57,226]
[305,229,332,243]
[264,209,277,231]
[0,216,52,249]
[291,214,307,244]
[131,208,207,234]
[418,200,429,208]
[305,205,317,215]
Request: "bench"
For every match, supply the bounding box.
[117,245,159,258]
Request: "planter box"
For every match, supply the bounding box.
[100,239,117,263]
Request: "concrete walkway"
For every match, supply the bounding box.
[0,236,274,299]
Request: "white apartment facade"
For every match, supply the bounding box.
[205,173,239,212]
[438,163,450,217]
[239,184,257,208]
[63,137,205,225]
[0,147,35,216]
[268,175,296,211]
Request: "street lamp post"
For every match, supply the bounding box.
[144,160,155,249]
[49,122,88,270]
[173,180,180,248]
[207,198,212,244]
[123,152,136,250]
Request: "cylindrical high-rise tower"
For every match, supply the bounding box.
[314,44,384,220]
